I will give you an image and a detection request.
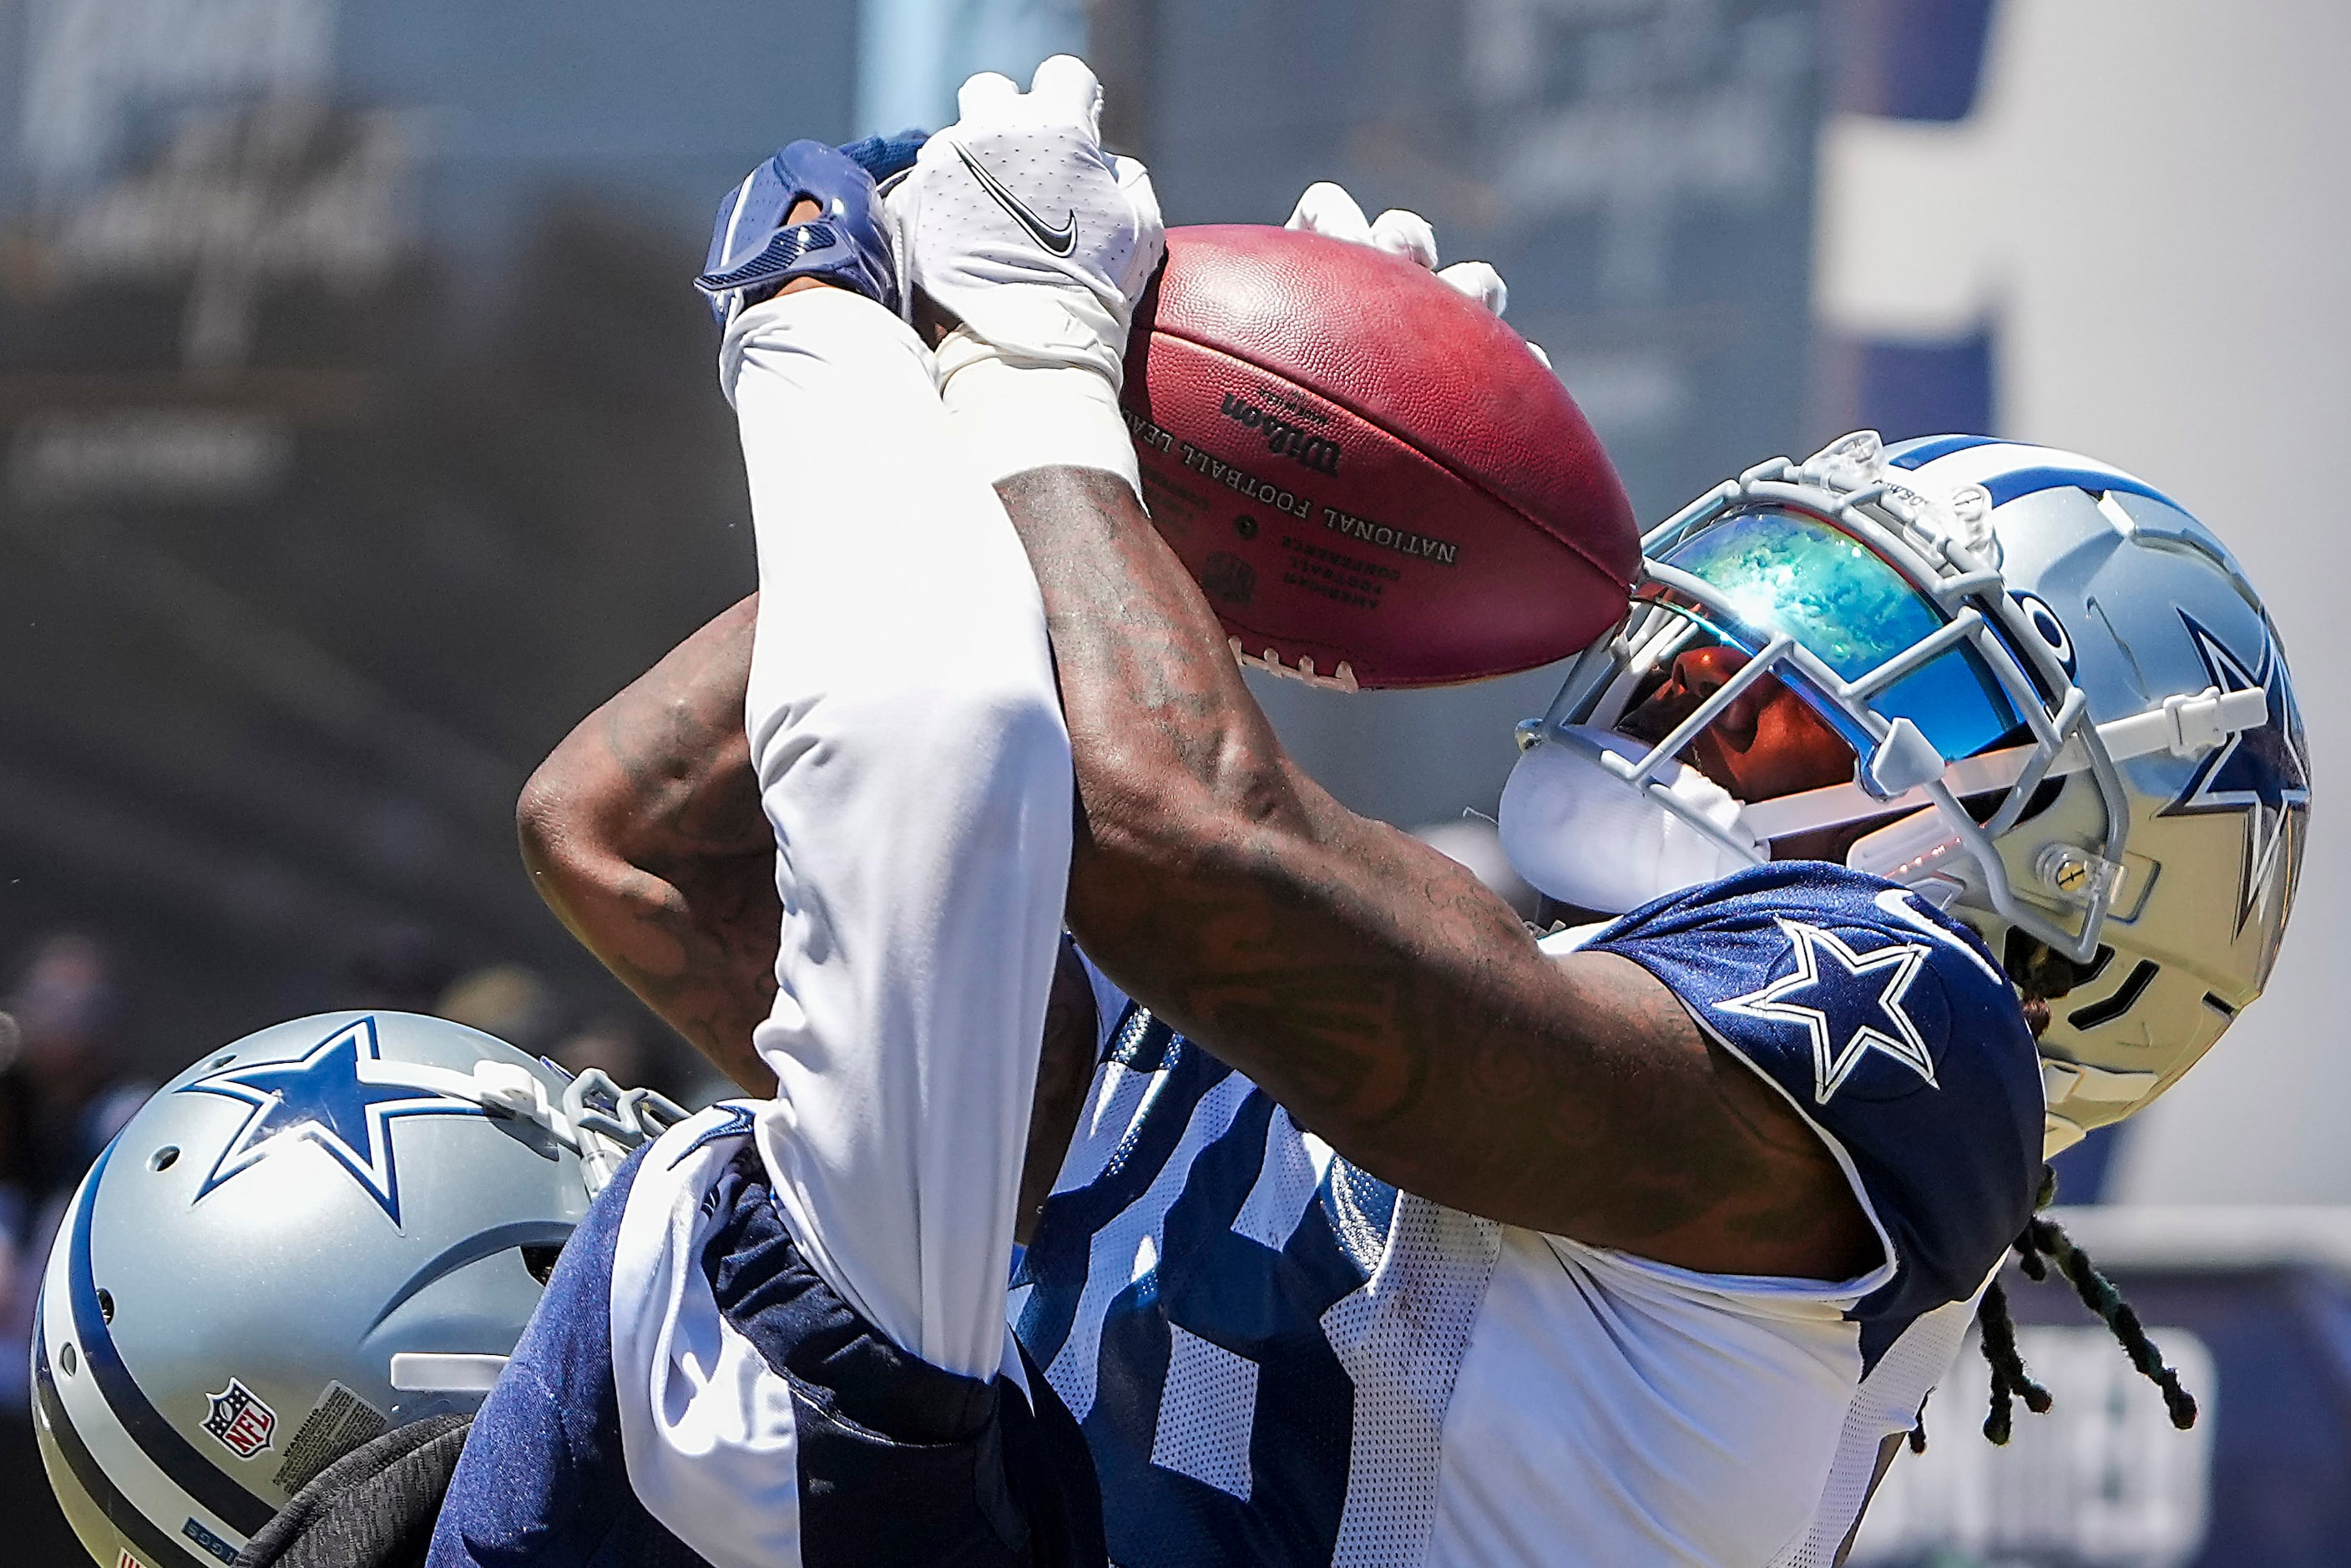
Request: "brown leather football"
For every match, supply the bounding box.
[1120,225,1639,690]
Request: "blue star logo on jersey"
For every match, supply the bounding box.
[2161,614,2309,932]
[1716,920,1939,1105]
[177,1016,483,1224]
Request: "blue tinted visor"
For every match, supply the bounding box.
[1651,507,2022,761]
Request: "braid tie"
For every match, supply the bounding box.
[2026,1217,2198,1429]
[1974,1277,2050,1444]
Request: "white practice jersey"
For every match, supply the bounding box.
[1012,862,2046,1567]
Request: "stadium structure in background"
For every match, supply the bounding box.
[0,0,1833,1062]
[0,0,857,1056]
[1081,0,1828,838]
[0,2,2343,1565]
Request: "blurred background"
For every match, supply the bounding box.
[0,0,2342,1562]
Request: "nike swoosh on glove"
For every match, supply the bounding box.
[887,54,1165,388]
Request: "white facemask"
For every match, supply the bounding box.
[1497,726,1764,916]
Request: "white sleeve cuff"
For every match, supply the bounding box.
[717,286,935,410]
[938,331,1142,498]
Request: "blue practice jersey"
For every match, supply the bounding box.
[427,1108,1103,1568]
[1012,862,2045,1568]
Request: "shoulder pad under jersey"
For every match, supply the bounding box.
[1585,862,2043,1348]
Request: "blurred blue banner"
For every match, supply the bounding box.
[1814,0,1999,440]
[856,0,1085,138]
[1853,1207,2351,1567]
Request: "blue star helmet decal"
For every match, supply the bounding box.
[2161,613,2311,933]
[177,1015,486,1223]
[1716,918,1941,1105]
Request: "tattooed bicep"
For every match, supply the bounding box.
[520,592,779,1090]
[586,593,766,862]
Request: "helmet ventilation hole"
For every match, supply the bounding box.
[208,1054,235,1070]
[2003,931,2115,997]
[2068,960,2161,1031]
[58,1342,76,1377]
[521,1244,564,1285]
[149,1146,179,1172]
[96,1289,114,1323]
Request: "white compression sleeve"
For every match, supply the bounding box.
[936,327,1143,497]
[720,287,1074,1382]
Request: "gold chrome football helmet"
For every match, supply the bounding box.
[1504,432,2308,1154]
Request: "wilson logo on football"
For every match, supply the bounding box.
[201,1377,277,1459]
[1220,392,1342,476]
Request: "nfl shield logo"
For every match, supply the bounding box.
[201,1378,276,1459]
[119,1550,146,1568]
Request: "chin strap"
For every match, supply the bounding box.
[569,1070,693,1195]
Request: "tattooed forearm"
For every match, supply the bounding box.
[519,594,781,1090]
[996,466,1878,1280]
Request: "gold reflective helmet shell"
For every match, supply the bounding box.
[1882,436,2307,1153]
[1513,433,2308,1156]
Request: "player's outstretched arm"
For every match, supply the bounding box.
[520,592,1102,1241]
[1002,464,1878,1282]
[518,594,777,1091]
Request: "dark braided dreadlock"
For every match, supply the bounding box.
[1969,1193,2199,1443]
[2022,1216,2199,1429]
[1968,933,2202,1444]
[1974,1277,2051,1444]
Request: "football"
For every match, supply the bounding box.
[1120,225,1639,690]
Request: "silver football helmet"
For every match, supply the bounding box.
[1501,432,2309,1155]
[32,1010,685,1568]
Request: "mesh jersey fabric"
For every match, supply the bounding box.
[1013,862,2041,1566]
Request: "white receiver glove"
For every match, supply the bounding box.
[1284,182,1550,369]
[889,57,1165,493]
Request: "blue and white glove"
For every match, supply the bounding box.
[695,139,900,326]
[1285,181,1550,370]
[889,56,1165,492]
[837,129,928,185]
